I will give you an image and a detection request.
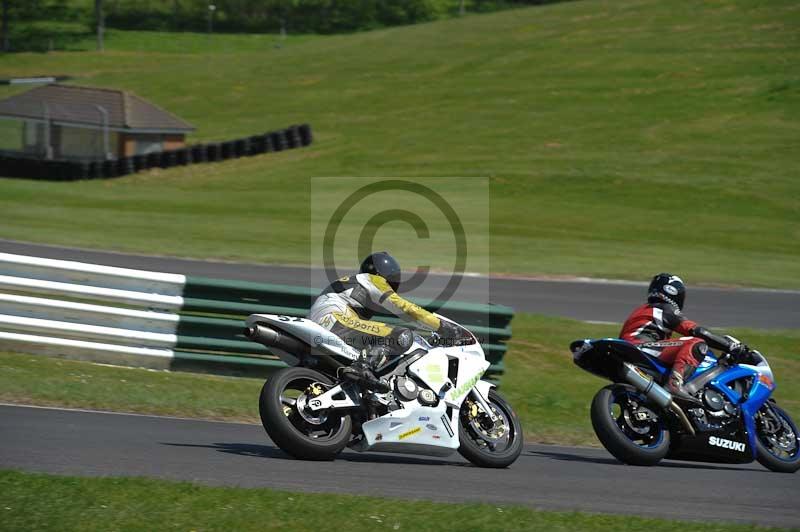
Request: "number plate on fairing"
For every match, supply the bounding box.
[408,352,449,393]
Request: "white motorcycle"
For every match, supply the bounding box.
[244,313,523,467]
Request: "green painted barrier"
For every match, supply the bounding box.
[178,276,513,380]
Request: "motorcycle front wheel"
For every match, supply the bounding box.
[458,389,523,468]
[755,402,800,473]
[591,384,670,466]
[259,366,352,461]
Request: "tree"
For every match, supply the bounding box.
[95,0,104,51]
[1,0,9,52]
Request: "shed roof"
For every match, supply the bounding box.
[0,84,194,133]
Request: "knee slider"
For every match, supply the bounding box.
[691,341,709,363]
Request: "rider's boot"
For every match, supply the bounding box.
[365,345,393,369]
[666,366,702,407]
[340,361,390,393]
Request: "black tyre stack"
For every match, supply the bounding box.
[74,161,90,180]
[206,143,221,162]
[117,157,134,177]
[191,144,207,163]
[160,150,177,169]
[102,159,118,178]
[0,124,313,181]
[233,138,248,158]
[248,135,267,155]
[270,131,287,151]
[220,141,234,160]
[175,147,191,166]
[146,152,161,169]
[43,160,64,180]
[284,126,301,149]
[88,161,102,179]
[132,154,147,173]
[298,123,313,146]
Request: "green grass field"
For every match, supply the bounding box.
[2,313,797,446]
[2,469,788,532]
[0,0,798,287]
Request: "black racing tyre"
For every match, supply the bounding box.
[458,389,523,468]
[755,403,800,473]
[591,384,670,466]
[259,367,352,461]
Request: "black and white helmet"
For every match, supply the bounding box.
[360,251,401,292]
[647,273,686,310]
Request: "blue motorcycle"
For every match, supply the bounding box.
[571,337,799,473]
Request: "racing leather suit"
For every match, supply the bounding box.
[619,302,705,379]
[307,273,441,352]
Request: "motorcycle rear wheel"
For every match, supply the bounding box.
[755,402,800,473]
[458,389,523,468]
[591,384,670,466]
[259,366,352,461]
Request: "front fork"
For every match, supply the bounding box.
[469,387,499,423]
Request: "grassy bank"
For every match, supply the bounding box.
[0,469,788,532]
[2,313,797,446]
[0,0,798,287]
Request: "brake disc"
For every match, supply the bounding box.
[467,400,507,442]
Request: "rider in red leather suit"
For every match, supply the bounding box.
[620,273,748,404]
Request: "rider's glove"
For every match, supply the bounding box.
[437,320,459,340]
[728,342,750,362]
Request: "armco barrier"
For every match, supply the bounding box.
[0,253,513,380]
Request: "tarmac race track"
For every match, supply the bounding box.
[1,239,798,329]
[1,404,797,528]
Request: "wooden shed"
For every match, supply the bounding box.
[0,84,194,160]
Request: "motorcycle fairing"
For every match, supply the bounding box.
[444,349,490,407]
[361,345,493,454]
[359,403,458,456]
[408,350,449,395]
[683,360,774,459]
[246,313,360,362]
[693,353,719,375]
[707,363,774,458]
[571,338,668,382]
[668,361,757,463]
[668,425,753,464]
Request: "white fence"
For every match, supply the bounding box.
[0,252,187,368]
